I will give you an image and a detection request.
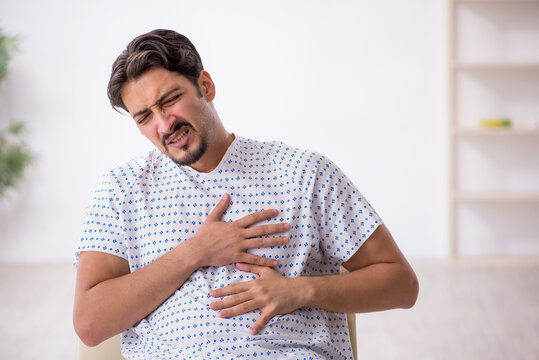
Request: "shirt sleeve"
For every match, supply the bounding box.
[310,154,383,265]
[73,171,127,267]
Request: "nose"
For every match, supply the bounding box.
[155,110,175,135]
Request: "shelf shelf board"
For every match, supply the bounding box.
[454,128,539,136]
[455,191,539,203]
[452,62,539,71]
[451,254,539,265]
[454,0,539,3]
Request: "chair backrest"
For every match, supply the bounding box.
[341,266,358,360]
[347,312,358,360]
[78,334,123,360]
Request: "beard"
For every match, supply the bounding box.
[168,135,208,166]
[162,117,213,167]
[162,102,216,167]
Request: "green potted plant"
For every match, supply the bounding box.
[0,28,33,197]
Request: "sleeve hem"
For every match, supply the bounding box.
[73,248,129,269]
[340,219,384,265]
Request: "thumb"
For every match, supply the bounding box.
[207,193,231,221]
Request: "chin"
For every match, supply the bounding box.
[166,141,208,166]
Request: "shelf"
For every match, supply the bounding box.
[454,128,539,136]
[452,62,539,71]
[455,191,539,203]
[449,0,539,258]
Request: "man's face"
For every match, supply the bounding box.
[121,67,216,166]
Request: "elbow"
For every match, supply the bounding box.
[401,269,419,309]
[73,310,106,347]
[78,334,102,348]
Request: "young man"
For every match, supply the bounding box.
[74,29,418,359]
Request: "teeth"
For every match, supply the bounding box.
[171,130,188,143]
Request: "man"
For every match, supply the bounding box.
[74,29,418,359]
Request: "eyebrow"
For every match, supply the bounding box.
[132,87,181,118]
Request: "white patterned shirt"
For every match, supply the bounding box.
[75,136,382,359]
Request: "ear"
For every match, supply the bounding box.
[198,70,215,101]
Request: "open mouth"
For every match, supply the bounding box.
[165,124,192,149]
[169,129,188,144]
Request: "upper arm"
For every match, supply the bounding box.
[75,251,130,296]
[73,251,131,345]
[342,224,410,272]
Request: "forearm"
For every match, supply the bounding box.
[74,241,199,346]
[298,261,418,314]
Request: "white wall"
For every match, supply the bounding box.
[0,0,448,262]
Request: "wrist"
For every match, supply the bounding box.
[293,276,317,309]
[171,237,204,271]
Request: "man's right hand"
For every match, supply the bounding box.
[186,193,290,268]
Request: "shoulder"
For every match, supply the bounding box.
[238,136,338,191]
[100,149,165,193]
[238,136,327,169]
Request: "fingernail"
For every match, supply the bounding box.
[272,260,278,266]
[250,328,257,335]
[282,237,289,243]
[284,223,290,230]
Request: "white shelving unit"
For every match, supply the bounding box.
[449,0,539,258]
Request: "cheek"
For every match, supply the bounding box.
[138,124,160,143]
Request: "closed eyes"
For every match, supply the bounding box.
[134,90,183,125]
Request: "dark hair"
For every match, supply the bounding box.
[107,29,204,112]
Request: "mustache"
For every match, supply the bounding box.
[162,120,192,146]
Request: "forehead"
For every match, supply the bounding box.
[121,67,191,114]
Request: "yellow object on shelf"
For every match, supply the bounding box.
[479,118,512,128]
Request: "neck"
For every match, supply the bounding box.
[190,130,235,173]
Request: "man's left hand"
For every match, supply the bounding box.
[209,263,305,335]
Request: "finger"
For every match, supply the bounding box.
[235,209,279,228]
[251,311,274,335]
[210,281,250,298]
[217,299,259,319]
[240,253,279,267]
[235,262,267,276]
[243,236,289,250]
[243,222,290,238]
[209,292,252,311]
[206,193,231,221]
